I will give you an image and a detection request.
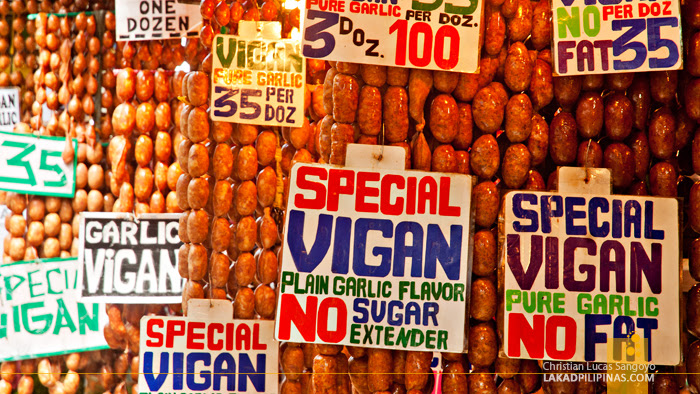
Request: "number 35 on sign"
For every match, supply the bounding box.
[0,131,76,198]
[303,0,483,72]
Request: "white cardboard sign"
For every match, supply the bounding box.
[0,258,109,362]
[77,212,184,303]
[302,0,483,72]
[139,299,278,394]
[552,0,682,75]
[0,87,20,132]
[0,131,76,198]
[211,33,305,127]
[275,162,473,352]
[502,191,681,365]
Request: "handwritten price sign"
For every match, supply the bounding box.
[0,132,76,197]
[303,0,483,72]
[211,34,305,127]
[552,0,682,75]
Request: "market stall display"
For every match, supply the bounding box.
[0,0,698,392]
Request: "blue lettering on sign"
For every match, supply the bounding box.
[141,351,267,392]
[303,10,339,58]
[286,210,463,279]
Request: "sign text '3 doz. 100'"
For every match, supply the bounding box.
[211,34,305,127]
[275,163,473,352]
[302,0,483,72]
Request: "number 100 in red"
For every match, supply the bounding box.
[389,20,460,70]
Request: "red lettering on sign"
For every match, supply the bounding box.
[327,169,355,211]
[277,294,318,341]
[253,323,268,350]
[146,318,164,347]
[356,171,380,213]
[187,321,206,349]
[380,175,405,216]
[508,313,545,358]
[438,177,460,216]
[418,177,438,214]
[508,313,577,359]
[207,323,224,351]
[166,320,186,348]
[236,323,252,350]
[545,316,577,359]
[295,165,327,209]
[317,297,348,343]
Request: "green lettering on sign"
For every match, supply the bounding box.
[78,303,99,334]
[21,301,52,335]
[40,150,67,187]
[0,141,37,186]
[444,0,478,15]
[3,274,25,301]
[0,314,6,339]
[53,298,77,334]
[216,35,236,68]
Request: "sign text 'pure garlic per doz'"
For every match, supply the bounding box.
[78,213,184,303]
[275,163,473,352]
[503,192,681,365]
[211,34,305,127]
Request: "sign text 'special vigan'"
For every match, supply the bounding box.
[275,163,473,352]
[139,300,278,394]
[503,192,681,365]
[78,213,184,303]
[0,258,109,362]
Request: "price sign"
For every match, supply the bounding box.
[116,0,201,41]
[211,34,305,127]
[552,0,681,75]
[0,88,20,132]
[0,131,76,198]
[302,0,482,72]
[0,258,109,362]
